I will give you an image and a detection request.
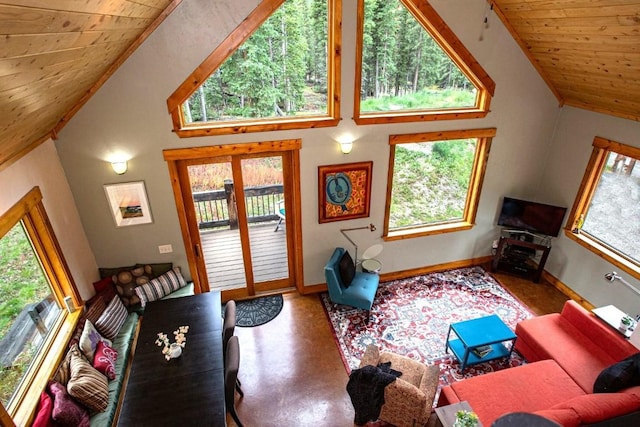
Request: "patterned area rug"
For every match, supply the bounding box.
[236,294,284,327]
[321,266,534,398]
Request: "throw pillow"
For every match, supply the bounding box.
[53,347,74,386]
[134,267,186,307]
[79,319,112,363]
[67,344,109,412]
[136,262,174,278]
[68,296,107,347]
[86,277,117,306]
[32,390,55,427]
[95,296,128,341]
[98,265,136,280]
[93,340,118,380]
[338,250,356,287]
[112,265,152,308]
[594,353,640,393]
[48,381,90,427]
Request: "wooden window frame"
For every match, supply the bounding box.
[1,187,82,426]
[383,128,495,241]
[565,136,640,280]
[353,0,495,125]
[166,0,342,137]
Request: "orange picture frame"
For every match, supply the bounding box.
[318,161,372,223]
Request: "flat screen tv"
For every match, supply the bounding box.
[497,197,567,237]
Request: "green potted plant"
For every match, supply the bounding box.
[454,409,479,427]
[620,315,634,331]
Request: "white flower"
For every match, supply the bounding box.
[156,325,190,359]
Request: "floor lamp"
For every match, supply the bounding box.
[340,223,376,266]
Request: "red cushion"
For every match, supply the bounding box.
[48,381,90,427]
[447,360,586,426]
[553,392,640,424]
[93,340,118,380]
[32,391,55,427]
[533,408,580,427]
[515,312,618,391]
[87,277,117,305]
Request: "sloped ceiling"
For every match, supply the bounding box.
[1,0,639,171]
[492,0,640,120]
[0,0,181,170]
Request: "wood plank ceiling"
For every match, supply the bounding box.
[0,0,639,171]
[492,0,640,121]
[0,0,180,170]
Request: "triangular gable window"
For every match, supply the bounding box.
[167,0,341,137]
[354,0,495,124]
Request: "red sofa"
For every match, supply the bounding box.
[437,300,640,426]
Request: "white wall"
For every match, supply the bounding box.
[55,0,559,286]
[0,140,97,300]
[539,106,640,314]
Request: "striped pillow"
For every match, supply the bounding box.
[135,267,186,307]
[66,344,109,412]
[95,296,127,341]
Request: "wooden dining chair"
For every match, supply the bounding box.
[223,300,243,392]
[225,335,244,427]
[223,300,236,357]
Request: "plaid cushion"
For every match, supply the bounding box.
[66,344,108,412]
[95,296,127,341]
[135,267,186,307]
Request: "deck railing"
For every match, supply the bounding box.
[193,180,284,229]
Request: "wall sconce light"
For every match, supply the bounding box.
[604,272,640,297]
[336,134,354,154]
[339,140,353,154]
[340,223,376,265]
[111,161,128,175]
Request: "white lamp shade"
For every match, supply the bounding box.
[111,161,127,174]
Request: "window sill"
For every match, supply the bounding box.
[564,229,640,280]
[10,309,82,426]
[383,221,473,241]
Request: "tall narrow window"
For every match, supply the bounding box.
[0,223,61,408]
[384,129,495,240]
[168,0,341,137]
[0,187,81,425]
[354,0,494,124]
[566,137,640,277]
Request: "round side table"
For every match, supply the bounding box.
[361,259,382,274]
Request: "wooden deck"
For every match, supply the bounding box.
[200,222,289,291]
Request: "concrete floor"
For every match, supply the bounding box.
[226,271,568,426]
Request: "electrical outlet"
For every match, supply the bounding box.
[158,244,173,254]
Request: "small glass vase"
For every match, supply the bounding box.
[168,343,182,359]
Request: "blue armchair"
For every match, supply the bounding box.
[324,248,380,320]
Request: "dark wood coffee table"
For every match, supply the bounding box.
[117,292,225,426]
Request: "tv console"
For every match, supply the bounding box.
[491,231,551,283]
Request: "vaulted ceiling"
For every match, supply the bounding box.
[1,0,639,171]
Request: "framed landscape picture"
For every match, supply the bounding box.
[318,161,372,223]
[104,181,153,227]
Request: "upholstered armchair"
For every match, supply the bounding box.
[324,248,379,319]
[358,345,440,427]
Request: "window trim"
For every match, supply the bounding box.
[564,136,640,280]
[383,128,495,241]
[166,0,342,137]
[353,0,495,125]
[1,187,82,426]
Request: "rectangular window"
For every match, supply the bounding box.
[0,187,82,425]
[567,137,640,276]
[0,223,62,408]
[383,129,495,240]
